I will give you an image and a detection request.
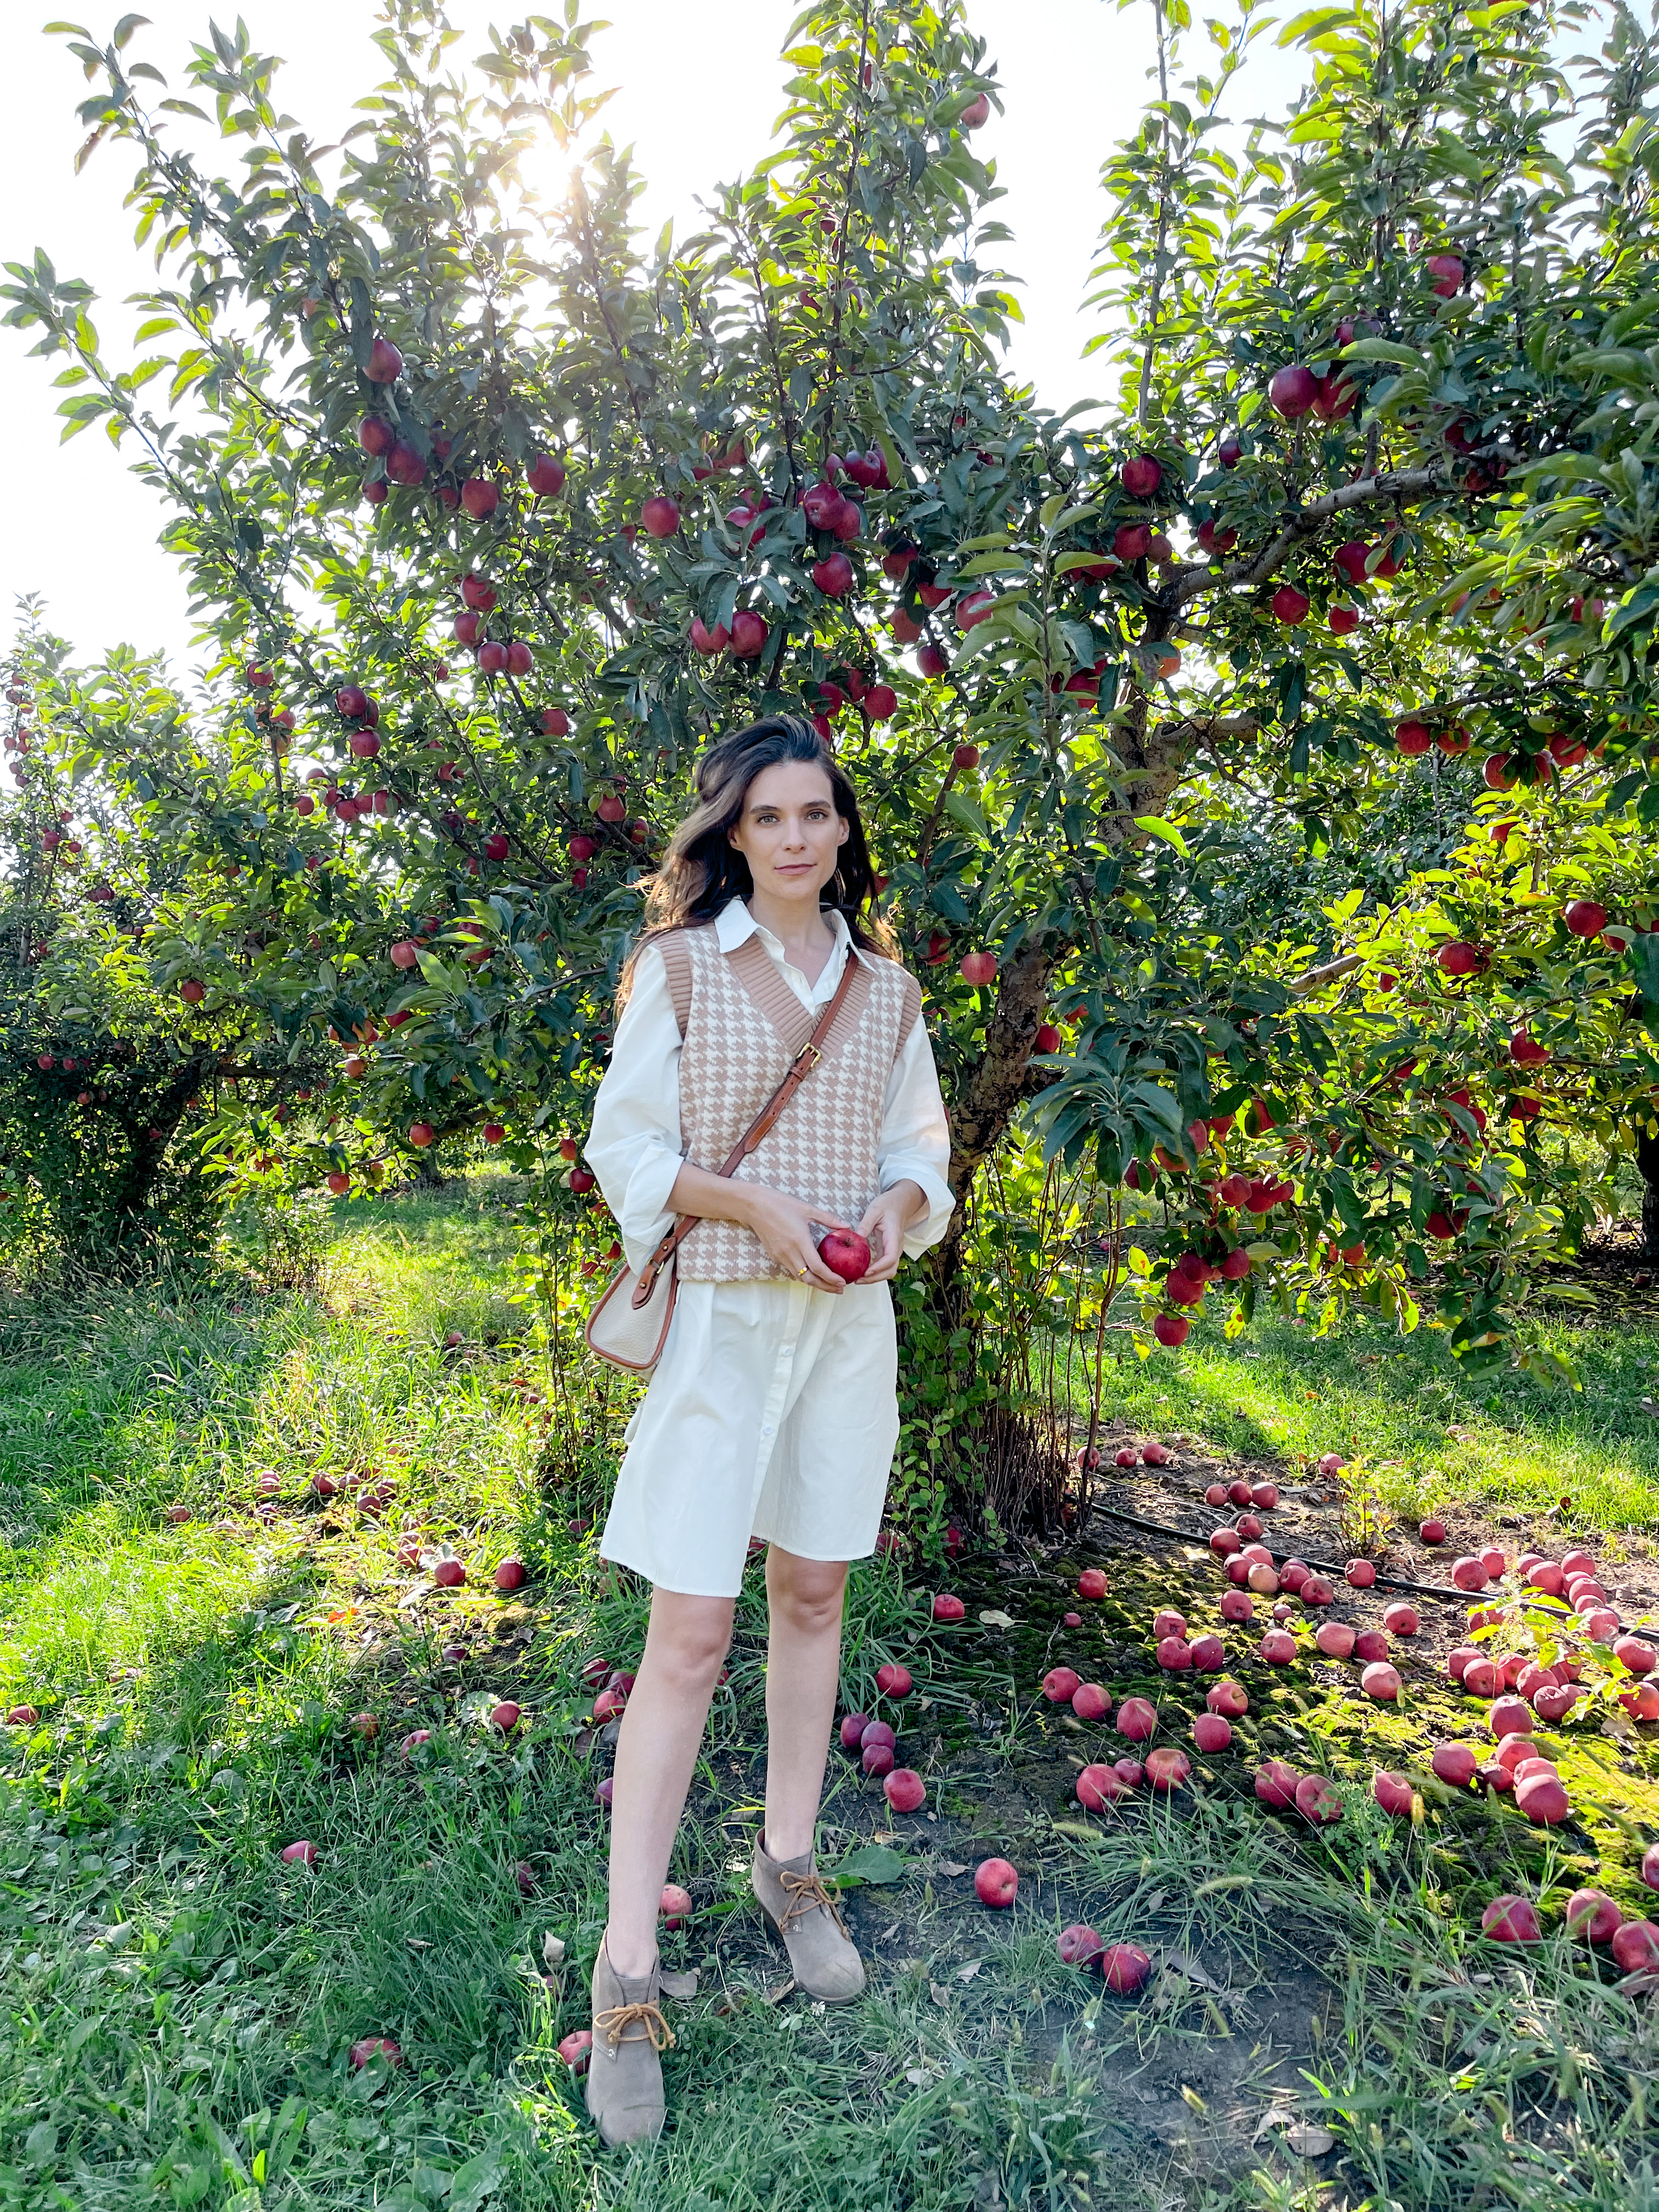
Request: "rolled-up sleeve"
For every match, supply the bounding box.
[584,943,687,1270]
[877,1014,955,1257]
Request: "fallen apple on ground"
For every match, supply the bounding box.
[281,1841,318,1866]
[884,1768,926,1813]
[350,2036,403,2070]
[1058,1923,1105,1968]
[1193,1712,1232,1753]
[974,1858,1018,1908]
[660,1883,693,1928]
[1372,1771,1414,1817]
[1042,1666,1082,1703]
[1431,1742,1479,1788]
[1116,1696,1157,1741]
[1071,1681,1111,1722]
[1076,1567,1108,1600]
[1565,1888,1622,1944]
[932,1593,966,1622]
[1295,1774,1344,1825]
[1481,1894,1542,1943]
[1086,1940,1153,2001]
[875,1663,913,1699]
[1146,1746,1191,1793]
[840,1712,870,1750]
[1076,1763,1130,1810]
[1611,1920,1659,1972]
[1254,1759,1300,1808]
[558,2029,593,2073]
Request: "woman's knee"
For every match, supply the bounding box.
[768,1551,848,1633]
[646,1593,734,1683]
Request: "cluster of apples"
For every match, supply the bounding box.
[840,1675,927,1811]
[1055,1926,1154,1994]
[1482,1850,1659,1972]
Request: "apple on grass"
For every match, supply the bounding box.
[1480,1894,1543,1944]
[1076,1764,1129,1810]
[1373,1771,1414,1817]
[875,1663,912,1699]
[974,1858,1018,1908]
[1611,1918,1659,1975]
[350,2035,403,2070]
[280,1840,318,1866]
[1101,1943,1153,1996]
[1431,1742,1479,1788]
[883,1768,926,1813]
[659,1883,693,1929]
[559,2029,593,2073]
[1058,1923,1105,1968]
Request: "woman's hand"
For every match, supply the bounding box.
[856,1181,925,1284]
[740,1184,853,1291]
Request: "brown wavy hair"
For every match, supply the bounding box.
[622,715,899,1000]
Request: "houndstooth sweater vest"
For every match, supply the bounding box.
[658,922,923,1283]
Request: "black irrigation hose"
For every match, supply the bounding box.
[1087,1497,1648,1639]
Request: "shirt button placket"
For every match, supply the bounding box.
[753,1285,806,1476]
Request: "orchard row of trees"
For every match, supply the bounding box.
[1,0,1657,1391]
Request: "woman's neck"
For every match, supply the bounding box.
[746,890,836,972]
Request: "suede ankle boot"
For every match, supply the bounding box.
[751,1833,865,2002]
[586,1937,673,2146]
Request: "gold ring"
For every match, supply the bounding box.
[797,1266,808,1279]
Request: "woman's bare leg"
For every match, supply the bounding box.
[604,1587,735,1977]
[761,1547,849,1859]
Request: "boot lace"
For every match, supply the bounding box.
[593,2000,675,2053]
[778,1866,850,1939]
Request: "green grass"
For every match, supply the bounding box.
[3,1176,1659,2212]
[1079,1295,1659,1532]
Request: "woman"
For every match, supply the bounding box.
[582,714,953,2145]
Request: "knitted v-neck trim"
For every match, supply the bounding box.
[724,932,873,1063]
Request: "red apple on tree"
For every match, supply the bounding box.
[641,494,682,537]
[526,452,566,498]
[1268,362,1319,418]
[364,335,403,381]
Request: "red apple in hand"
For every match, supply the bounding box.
[819,1228,871,1282]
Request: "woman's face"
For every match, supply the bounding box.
[727,760,849,906]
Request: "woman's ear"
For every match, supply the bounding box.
[837,816,850,848]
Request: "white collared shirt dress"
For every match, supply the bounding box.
[584,899,955,1599]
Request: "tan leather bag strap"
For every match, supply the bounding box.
[630,949,861,1308]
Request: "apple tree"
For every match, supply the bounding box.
[2,0,1656,1403]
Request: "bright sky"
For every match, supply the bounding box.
[0,2,1302,672]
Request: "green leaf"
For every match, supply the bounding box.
[828,1843,908,1886]
[1340,337,1429,369]
[1132,815,1189,857]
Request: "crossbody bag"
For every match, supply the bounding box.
[583,950,861,1374]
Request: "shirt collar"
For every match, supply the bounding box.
[715,898,853,966]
